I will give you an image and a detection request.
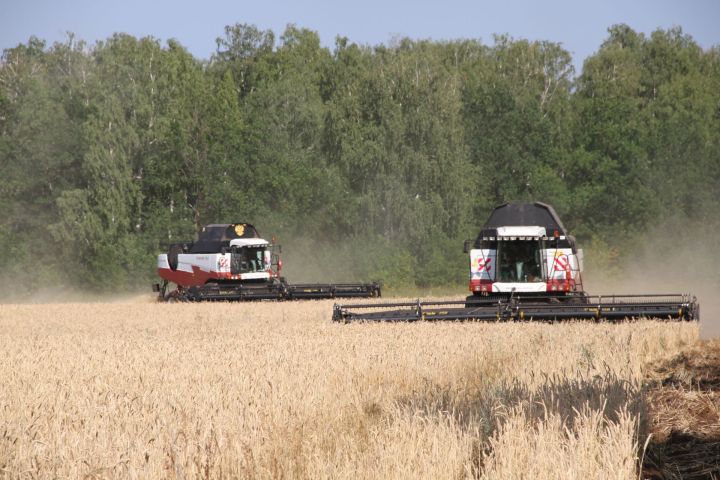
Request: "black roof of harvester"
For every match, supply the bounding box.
[190,223,261,253]
[475,202,569,246]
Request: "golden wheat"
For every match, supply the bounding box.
[0,299,698,479]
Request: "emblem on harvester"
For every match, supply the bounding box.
[475,257,491,272]
[234,224,246,236]
[552,252,569,271]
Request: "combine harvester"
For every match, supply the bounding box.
[333,202,699,322]
[153,223,380,301]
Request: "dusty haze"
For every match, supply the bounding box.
[2,220,717,339]
[583,220,719,339]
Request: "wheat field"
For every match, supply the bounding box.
[0,299,699,479]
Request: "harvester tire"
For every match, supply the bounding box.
[465,294,482,309]
[567,294,589,305]
[168,244,184,271]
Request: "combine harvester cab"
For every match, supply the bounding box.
[465,202,585,304]
[332,203,699,322]
[153,223,380,301]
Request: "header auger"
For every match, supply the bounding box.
[153,223,380,302]
[332,202,700,322]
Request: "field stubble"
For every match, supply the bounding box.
[0,299,700,479]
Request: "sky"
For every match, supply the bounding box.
[1,0,719,72]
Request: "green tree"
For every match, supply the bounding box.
[0,36,87,287]
[462,36,575,220]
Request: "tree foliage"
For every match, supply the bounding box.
[0,24,718,291]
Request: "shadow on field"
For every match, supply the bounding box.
[641,432,720,480]
[394,368,639,474]
[387,342,720,477]
[640,339,720,480]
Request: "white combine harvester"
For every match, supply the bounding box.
[153,223,380,301]
[333,202,699,322]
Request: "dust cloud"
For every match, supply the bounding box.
[272,235,372,284]
[2,221,717,341]
[0,282,156,305]
[583,220,720,339]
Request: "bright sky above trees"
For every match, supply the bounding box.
[2,0,718,72]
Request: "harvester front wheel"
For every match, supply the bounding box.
[691,302,700,321]
[465,294,483,309]
[168,244,185,271]
[567,293,589,305]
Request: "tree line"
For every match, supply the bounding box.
[1,24,718,292]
